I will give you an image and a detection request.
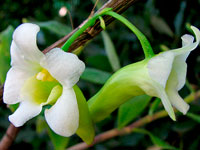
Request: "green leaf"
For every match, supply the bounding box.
[74,85,95,144]
[149,134,178,150]
[174,1,186,35]
[101,31,121,71]
[148,98,161,115]
[117,95,151,129]
[150,15,174,37]
[35,20,71,36]
[134,128,179,150]
[81,67,111,84]
[0,25,14,84]
[187,112,200,123]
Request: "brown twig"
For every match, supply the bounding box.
[67,91,199,150]
[68,111,167,150]
[0,124,20,150]
[43,0,139,54]
[89,0,100,18]
[66,8,74,30]
[0,86,3,105]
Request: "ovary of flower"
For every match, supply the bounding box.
[3,23,85,137]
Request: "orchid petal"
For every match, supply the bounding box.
[9,101,42,127]
[3,67,32,104]
[12,23,44,63]
[10,42,42,72]
[172,26,200,56]
[41,48,85,87]
[167,90,189,114]
[165,69,189,114]
[45,87,79,137]
[147,51,174,88]
[171,33,195,90]
[182,34,194,46]
[172,59,187,90]
[156,86,176,120]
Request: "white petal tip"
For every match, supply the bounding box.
[172,117,176,121]
[181,104,190,115]
[9,115,24,127]
[44,88,79,137]
[191,26,199,31]
[181,34,194,46]
[169,112,176,121]
[13,23,40,40]
[190,26,200,42]
[45,109,79,137]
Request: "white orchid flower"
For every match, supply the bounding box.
[3,23,85,137]
[88,26,200,122]
[146,26,200,120]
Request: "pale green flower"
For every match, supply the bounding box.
[3,23,85,136]
[88,26,200,122]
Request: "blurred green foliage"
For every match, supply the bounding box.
[0,0,200,149]
[0,26,13,84]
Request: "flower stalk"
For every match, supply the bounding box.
[61,9,155,58]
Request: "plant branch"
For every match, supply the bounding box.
[0,85,3,105]
[0,124,20,150]
[67,91,200,150]
[43,0,139,53]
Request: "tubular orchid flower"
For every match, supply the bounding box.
[145,26,200,120]
[3,23,85,137]
[88,26,200,122]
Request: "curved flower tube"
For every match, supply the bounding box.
[3,23,85,137]
[88,26,200,121]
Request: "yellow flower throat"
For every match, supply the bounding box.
[36,69,56,82]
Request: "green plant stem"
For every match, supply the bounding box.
[61,15,99,51]
[61,8,112,51]
[104,11,155,58]
[61,9,155,58]
[67,90,200,150]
